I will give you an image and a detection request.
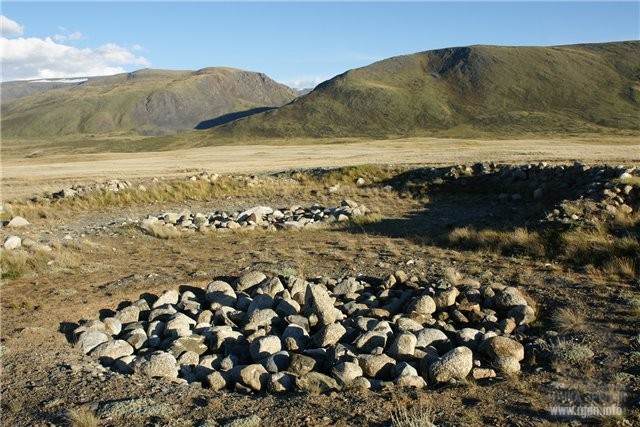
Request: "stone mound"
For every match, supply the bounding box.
[74,271,538,393]
[140,200,370,234]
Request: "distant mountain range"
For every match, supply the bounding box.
[2,41,638,143]
[1,68,297,137]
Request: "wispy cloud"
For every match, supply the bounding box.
[1,16,149,81]
[283,75,329,89]
[1,15,24,36]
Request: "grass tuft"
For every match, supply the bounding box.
[391,404,435,427]
[64,407,99,427]
[552,307,588,334]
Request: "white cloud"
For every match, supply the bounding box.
[68,31,82,41]
[284,75,329,90]
[1,36,150,81]
[1,15,24,36]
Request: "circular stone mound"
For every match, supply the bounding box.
[73,271,538,393]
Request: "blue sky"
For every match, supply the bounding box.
[2,2,639,87]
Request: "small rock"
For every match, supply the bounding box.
[331,361,363,386]
[152,290,179,308]
[135,352,178,379]
[429,346,473,383]
[409,295,436,315]
[234,271,267,293]
[481,336,525,361]
[305,284,338,326]
[91,340,134,363]
[7,216,29,227]
[238,364,269,392]
[313,323,346,347]
[76,331,109,354]
[296,372,340,393]
[3,235,21,250]
[494,287,529,310]
[249,335,282,361]
[268,372,295,393]
[206,371,227,391]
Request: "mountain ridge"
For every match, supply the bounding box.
[204,41,640,140]
[1,67,298,137]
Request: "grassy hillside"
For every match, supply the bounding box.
[204,41,640,140]
[1,68,297,138]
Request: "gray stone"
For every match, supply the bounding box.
[456,328,483,351]
[416,328,451,353]
[261,351,290,373]
[313,323,346,347]
[409,295,436,315]
[250,335,282,361]
[395,375,427,388]
[393,361,419,378]
[388,332,417,360]
[91,340,134,363]
[282,324,310,351]
[493,356,521,374]
[152,290,180,308]
[113,355,135,375]
[234,271,267,293]
[3,235,21,250]
[296,372,341,393]
[103,317,122,336]
[331,361,363,386]
[124,329,148,350]
[244,309,279,331]
[395,317,424,333]
[268,372,295,393]
[288,353,317,376]
[7,216,29,227]
[429,346,473,383]
[205,280,237,308]
[247,294,274,316]
[148,304,177,322]
[481,336,524,361]
[76,331,109,353]
[275,298,300,317]
[433,287,460,310]
[472,367,497,380]
[508,305,536,325]
[136,352,178,379]
[238,364,269,392]
[304,284,338,326]
[358,354,396,380]
[178,351,200,366]
[165,312,196,338]
[354,330,387,353]
[494,287,529,310]
[206,371,227,391]
[115,305,140,324]
[169,334,208,357]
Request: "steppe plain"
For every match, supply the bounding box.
[1,136,639,426]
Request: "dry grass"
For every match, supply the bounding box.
[391,404,435,427]
[552,307,588,334]
[1,248,53,279]
[603,257,637,280]
[447,226,546,257]
[64,407,99,427]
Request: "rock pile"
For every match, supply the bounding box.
[396,162,639,227]
[52,179,132,199]
[75,271,537,393]
[140,200,371,234]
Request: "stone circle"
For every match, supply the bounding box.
[74,270,539,393]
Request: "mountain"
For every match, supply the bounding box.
[205,41,640,139]
[1,68,297,137]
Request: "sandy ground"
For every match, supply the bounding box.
[3,137,639,200]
